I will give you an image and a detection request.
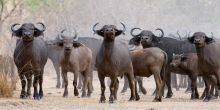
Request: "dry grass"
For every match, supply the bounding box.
[0,73,17,98]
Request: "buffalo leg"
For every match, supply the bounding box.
[19,74,27,99]
[203,76,212,102]
[98,73,106,103]
[81,68,92,97]
[109,76,117,103]
[172,74,179,91]
[113,79,119,100]
[137,77,147,95]
[190,75,198,100]
[73,72,79,96]
[121,76,129,93]
[215,71,220,90]
[53,63,61,88]
[78,73,83,89]
[185,77,191,93]
[62,71,68,97]
[33,71,40,100]
[126,71,137,101]
[153,71,163,102]
[25,74,32,98]
[165,71,173,98]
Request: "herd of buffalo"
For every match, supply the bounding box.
[6,22,220,103]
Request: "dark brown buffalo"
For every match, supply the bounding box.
[11,23,48,99]
[93,23,138,103]
[52,30,93,97]
[130,47,167,102]
[188,32,220,101]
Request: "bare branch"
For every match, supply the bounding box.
[1,0,23,23]
[176,30,182,40]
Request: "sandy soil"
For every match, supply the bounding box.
[1,62,220,110]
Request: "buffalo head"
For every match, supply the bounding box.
[11,23,46,41]
[56,29,82,52]
[188,32,214,47]
[170,53,187,68]
[129,28,164,48]
[93,23,126,41]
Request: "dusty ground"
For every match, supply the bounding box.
[1,62,220,110]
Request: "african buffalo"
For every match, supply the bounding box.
[11,23,48,99]
[51,30,93,97]
[129,46,168,102]
[129,28,195,98]
[46,36,101,88]
[93,23,138,103]
[188,32,220,101]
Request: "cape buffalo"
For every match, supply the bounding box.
[93,23,138,103]
[170,53,218,100]
[129,46,168,102]
[188,32,220,101]
[11,23,48,99]
[51,30,93,97]
[129,27,195,98]
[46,36,101,89]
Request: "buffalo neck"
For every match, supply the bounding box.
[102,40,114,62]
[195,46,205,60]
[63,50,71,63]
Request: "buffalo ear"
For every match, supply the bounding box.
[181,56,187,61]
[12,29,22,38]
[152,35,160,42]
[34,29,44,37]
[205,36,214,44]
[96,29,104,37]
[115,30,124,37]
[188,36,194,44]
[73,41,82,48]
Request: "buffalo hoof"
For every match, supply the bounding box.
[39,92,43,99]
[140,88,147,95]
[153,98,161,102]
[109,96,114,103]
[129,96,136,101]
[81,93,86,98]
[136,95,140,101]
[200,95,205,100]
[20,94,27,99]
[203,96,211,102]
[33,94,40,100]
[87,93,91,97]
[99,96,106,103]
[63,92,68,97]
[166,93,173,98]
[74,90,79,96]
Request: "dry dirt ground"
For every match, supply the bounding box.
[1,62,220,110]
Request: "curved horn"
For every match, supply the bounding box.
[11,23,20,32]
[130,28,142,37]
[72,29,78,41]
[155,28,164,38]
[58,29,66,40]
[36,22,46,32]
[120,22,126,34]
[176,30,182,40]
[93,23,99,34]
